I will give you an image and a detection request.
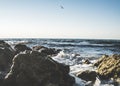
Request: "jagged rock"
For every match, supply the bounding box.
[0,40,14,71]
[32,46,61,56]
[0,40,15,86]
[97,54,120,80]
[4,51,75,86]
[83,59,91,64]
[93,55,109,67]
[76,70,97,82]
[14,44,32,54]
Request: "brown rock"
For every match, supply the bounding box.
[93,55,109,67]
[97,54,120,80]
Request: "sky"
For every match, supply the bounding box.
[0,0,120,39]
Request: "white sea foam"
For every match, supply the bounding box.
[70,74,86,86]
[52,51,97,73]
[79,41,90,45]
[70,64,96,74]
[52,51,79,65]
[5,40,30,46]
[94,77,101,86]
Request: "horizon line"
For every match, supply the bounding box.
[0,37,120,40]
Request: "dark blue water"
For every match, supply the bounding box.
[4,38,120,58]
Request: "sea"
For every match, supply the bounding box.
[3,38,120,86]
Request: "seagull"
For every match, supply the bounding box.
[60,5,64,9]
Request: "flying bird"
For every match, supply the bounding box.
[60,5,64,9]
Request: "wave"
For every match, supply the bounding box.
[5,40,33,46]
[46,41,117,47]
[4,39,120,48]
[59,39,77,42]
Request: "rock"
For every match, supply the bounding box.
[4,51,75,86]
[32,46,46,50]
[0,40,15,86]
[93,55,109,67]
[0,71,7,86]
[97,54,120,80]
[76,70,97,82]
[83,59,91,64]
[0,40,14,71]
[14,44,32,54]
[32,46,61,56]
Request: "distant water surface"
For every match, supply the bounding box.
[4,38,120,58]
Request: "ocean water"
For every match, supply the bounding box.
[3,38,120,86]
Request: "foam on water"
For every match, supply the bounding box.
[70,74,86,86]
[52,51,96,72]
[70,64,96,74]
[52,51,97,85]
[52,51,98,75]
[52,51,118,86]
[52,51,95,65]
[5,40,30,46]
[94,77,101,86]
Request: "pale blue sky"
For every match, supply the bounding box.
[0,0,120,39]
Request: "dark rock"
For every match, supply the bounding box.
[32,46,46,50]
[83,59,91,64]
[0,71,7,86]
[14,44,32,54]
[76,70,97,82]
[32,46,61,56]
[97,54,120,80]
[0,40,15,86]
[4,51,75,86]
[0,40,14,71]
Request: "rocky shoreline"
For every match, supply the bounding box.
[0,40,120,86]
[76,54,120,86]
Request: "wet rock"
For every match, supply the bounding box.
[97,54,120,80]
[14,44,32,54]
[32,46,46,50]
[0,40,15,86]
[32,46,61,56]
[93,55,109,67]
[0,71,7,86]
[76,70,97,82]
[83,59,91,64]
[0,40,14,71]
[4,51,75,86]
